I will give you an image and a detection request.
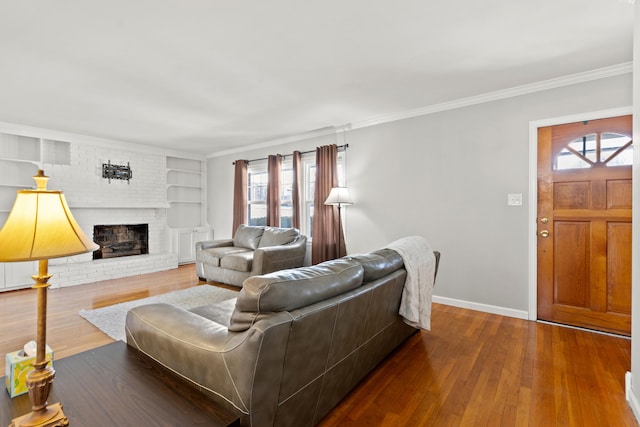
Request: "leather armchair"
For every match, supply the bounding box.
[195,225,307,287]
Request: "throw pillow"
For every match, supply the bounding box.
[258,227,298,248]
[233,224,264,249]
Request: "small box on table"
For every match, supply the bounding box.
[5,345,53,398]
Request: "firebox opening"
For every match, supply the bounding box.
[93,224,149,260]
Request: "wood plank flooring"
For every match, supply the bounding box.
[0,265,636,426]
[319,305,637,427]
[0,264,202,374]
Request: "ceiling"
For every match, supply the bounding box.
[0,1,634,157]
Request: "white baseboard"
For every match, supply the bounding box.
[627,372,640,422]
[433,295,529,320]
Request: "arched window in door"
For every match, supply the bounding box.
[554,132,633,170]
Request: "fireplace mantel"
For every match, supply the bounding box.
[68,202,171,209]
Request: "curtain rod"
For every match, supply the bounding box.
[232,144,348,165]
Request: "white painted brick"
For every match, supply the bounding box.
[49,250,178,288]
[1,137,186,289]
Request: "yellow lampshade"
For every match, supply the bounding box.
[0,172,98,261]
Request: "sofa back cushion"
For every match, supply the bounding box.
[233,224,264,249]
[258,227,299,248]
[346,248,404,282]
[229,259,364,332]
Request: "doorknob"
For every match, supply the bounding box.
[540,217,549,224]
[539,230,549,238]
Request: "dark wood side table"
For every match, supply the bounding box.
[1,341,241,426]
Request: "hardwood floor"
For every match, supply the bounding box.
[0,265,636,426]
[320,305,637,427]
[0,264,202,374]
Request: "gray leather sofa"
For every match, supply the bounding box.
[126,247,440,427]
[195,224,307,287]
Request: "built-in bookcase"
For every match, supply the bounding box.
[166,156,206,228]
[166,156,212,263]
[0,133,71,290]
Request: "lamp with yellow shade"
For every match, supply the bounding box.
[0,170,98,427]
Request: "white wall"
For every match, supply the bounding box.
[208,73,631,316]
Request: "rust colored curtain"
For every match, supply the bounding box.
[266,155,281,227]
[291,150,302,229]
[232,160,248,235]
[312,144,344,264]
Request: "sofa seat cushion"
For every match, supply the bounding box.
[258,227,298,248]
[189,298,238,328]
[220,251,254,272]
[233,224,264,249]
[229,259,364,332]
[198,247,253,267]
[196,248,222,267]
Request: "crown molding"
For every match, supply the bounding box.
[207,125,351,159]
[208,62,631,157]
[350,62,632,131]
[0,121,203,160]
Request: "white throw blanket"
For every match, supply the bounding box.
[386,236,436,330]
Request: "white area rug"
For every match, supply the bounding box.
[79,285,239,341]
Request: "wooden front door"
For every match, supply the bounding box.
[537,115,632,336]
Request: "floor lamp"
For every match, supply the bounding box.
[324,187,353,258]
[0,170,98,427]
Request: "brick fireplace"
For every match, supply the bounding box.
[47,207,177,288]
[0,130,183,290]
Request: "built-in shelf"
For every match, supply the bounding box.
[168,184,202,189]
[167,168,203,174]
[41,139,71,165]
[167,200,202,204]
[166,156,208,262]
[0,133,72,291]
[166,156,206,229]
[0,133,40,162]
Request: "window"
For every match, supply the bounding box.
[247,167,267,226]
[554,132,633,170]
[300,151,345,238]
[247,151,345,238]
[280,159,293,228]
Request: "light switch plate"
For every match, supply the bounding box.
[507,193,523,206]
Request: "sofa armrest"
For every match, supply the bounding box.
[125,302,293,419]
[253,235,307,275]
[196,239,234,251]
[125,303,251,412]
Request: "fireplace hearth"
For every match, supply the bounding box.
[93,224,149,260]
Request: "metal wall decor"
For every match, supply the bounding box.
[102,161,132,183]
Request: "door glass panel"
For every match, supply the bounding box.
[555,134,596,170]
[554,132,633,170]
[601,132,633,167]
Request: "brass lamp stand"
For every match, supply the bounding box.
[10,259,67,427]
[0,170,98,427]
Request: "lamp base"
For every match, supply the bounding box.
[9,402,69,427]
